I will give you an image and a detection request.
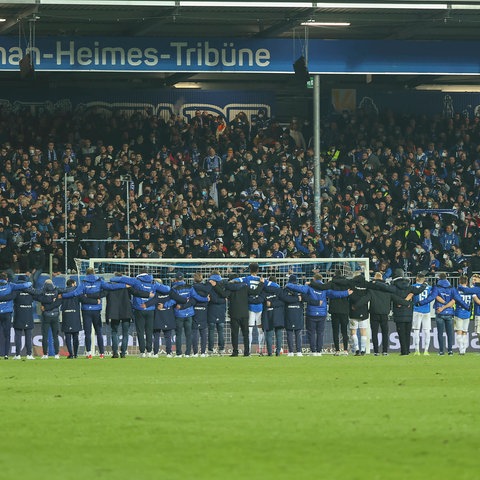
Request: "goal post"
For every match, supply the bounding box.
[74,257,370,356]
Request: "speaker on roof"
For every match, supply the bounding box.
[19,54,34,79]
[293,56,310,86]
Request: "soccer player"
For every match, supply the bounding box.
[417,272,469,355]
[454,275,473,355]
[207,273,228,355]
[142,280,188,358]
[224,276,264,357]
[348,275,370,356]
[372,269,427,356]
[79,267,126,358]
[261,276,285,356]
[412,274,433,356]
[234,263,265,355]
[171,272,209,358]
[60,278,99,359]
[0,272,33,359]
[356,272,412,356]
[2,274,36,360]
[191,272,211,357]
[286,273,351,356]
[283,275,304,357]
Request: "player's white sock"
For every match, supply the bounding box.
[351,334,359,352]
[248,326,254,353]
[412,329,420,351]
[456,333,462,353]
[360,335,367,352]
[422,329,431,352]
[257,329,264,354]
[461,334,467,354]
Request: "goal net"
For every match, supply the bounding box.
[74,257,369,356]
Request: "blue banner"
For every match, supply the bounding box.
[1,37,480,74]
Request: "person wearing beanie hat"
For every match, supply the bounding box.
[288,274,298,284]
[207,271,228,355]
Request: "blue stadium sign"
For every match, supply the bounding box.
[0,37,479,74]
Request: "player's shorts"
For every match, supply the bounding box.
[349,318,368,330]
[412,312,431,331]
[455,317,470,332]
[475,316,480,334]
[248,311,262,327]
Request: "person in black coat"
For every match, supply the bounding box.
[283,275,304,357]
[85,277,143,358]
[311,270,363,356]
[348,276,370,355]
[191,272,213,357]
[354,272,412,355]
[225,276,264,357]
[7,275,37,359]
[261,277,285,356]
[207,273,228,355]
[36,279,64,359]
[143,283,187,357]
[61,278,99,359]
[370,268,426,355]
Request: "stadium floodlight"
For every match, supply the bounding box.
[415,84,480,92]
[301,20,351,26]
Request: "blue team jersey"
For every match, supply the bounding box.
[414,283,432,314]
[236,275,263,312]
[455,289,473,319]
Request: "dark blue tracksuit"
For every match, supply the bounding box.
[207,284,228,352]
[262,282,285,356]
[282,287,304,354]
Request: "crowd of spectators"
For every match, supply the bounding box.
[1,102,480,280]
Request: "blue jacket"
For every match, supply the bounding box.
[457,284,480,318]
[419,279,469,315]
[63,274,125,311]
[110,274,170,311]
[0,279,33,314]
[286,282,349,317]
[171,281,208,318]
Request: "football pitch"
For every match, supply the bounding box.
[1,354,478,480]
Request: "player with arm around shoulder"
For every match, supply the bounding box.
[454,275,474,355]
[412,274,434,356]
[287,273,351,356]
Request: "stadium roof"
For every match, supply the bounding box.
[1,1,480,91]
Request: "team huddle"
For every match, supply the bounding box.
[0,263,478,359]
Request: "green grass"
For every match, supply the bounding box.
[1,354,478,480]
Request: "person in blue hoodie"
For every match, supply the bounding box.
[0,272,33,359]
[417,272,469,355]
[0,274,37,360]
[70,267,125,359]
[141,281,187,358]
[454,275,474,355]
[286,273,352,356]
[171,272,209,358]
[110,269,171,357]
